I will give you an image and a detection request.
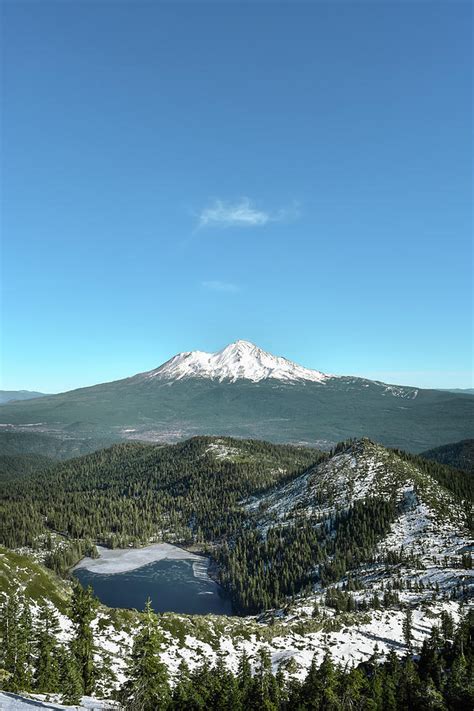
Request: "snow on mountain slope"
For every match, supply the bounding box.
[145,340,331,383]
[140,340,421,401]
[245,440,472,588]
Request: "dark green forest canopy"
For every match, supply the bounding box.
[1,376,473,454]
[0,454,54,481]
[0,436,323,548]
[420,439,474,476]
[394,446,474,502]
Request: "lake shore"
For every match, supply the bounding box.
[73,542,203,575]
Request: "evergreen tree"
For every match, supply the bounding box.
[59,648,84,706]
[210,652,242,711]
[170,661,195,710]
[247,646,279,710]
[237,649,253,706]
[120,598,170,711]
[403,607,414,653]
[35,603,61,692]
[15,603,33,692]
[0,593,20,690]
[317,651,339,711]
[299,654,322,709]
[70,582,99,694]
[0,595,33,692]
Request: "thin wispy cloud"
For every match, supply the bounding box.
[197,198,300,229]
[201,280,241,293]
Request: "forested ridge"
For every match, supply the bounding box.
[0,436,471,614]
[394,447,474,503]
[0,436,322,550]
[216,496,399,612]
[0,453,53,481]
[1,586,473,710]
[419,439,474,477]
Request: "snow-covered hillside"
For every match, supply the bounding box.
[245,438,473,601]
[146,340,331,383]
[246,438,468,530]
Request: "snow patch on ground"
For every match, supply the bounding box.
[0,693,117,710]
[205,442,241,459]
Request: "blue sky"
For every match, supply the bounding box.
[1,1,472,392]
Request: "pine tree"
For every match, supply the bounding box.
[16,602,33,691]
[59,648,84,706]
[35,603,61,692]
[237,649,252,705]
[120,598,170,711]
[0,593,19,689]
[340,665,366,710]
[299,654,321,709]
[403,607,414,653]
[1,596,34,692]
[248,646,278,711]
[317,650,339,710]
[170,661,194,710]
[211,652,242,710]
[70,582,98,694]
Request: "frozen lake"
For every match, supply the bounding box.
[73,543,233,615]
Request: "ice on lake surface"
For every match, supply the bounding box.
[73,543,233,615]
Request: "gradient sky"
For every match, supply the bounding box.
[1,1,472,393]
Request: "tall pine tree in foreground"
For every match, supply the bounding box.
[59,648,84,706]
[120,598,170,711]
[0,594,33,692]
[35,602,61,693]
[69,582,98,695]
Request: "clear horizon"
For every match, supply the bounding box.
[2,2,472,393]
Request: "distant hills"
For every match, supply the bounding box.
[421,438,474,475]
[0,341,472,455]
[0,389,47,404]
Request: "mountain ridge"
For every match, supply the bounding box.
[0,390,47,405]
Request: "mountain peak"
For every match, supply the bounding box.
[218,339,261,355]
[147,341,330,384]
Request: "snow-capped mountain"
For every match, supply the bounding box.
[146,340,330,384]
[1,340,472,455]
